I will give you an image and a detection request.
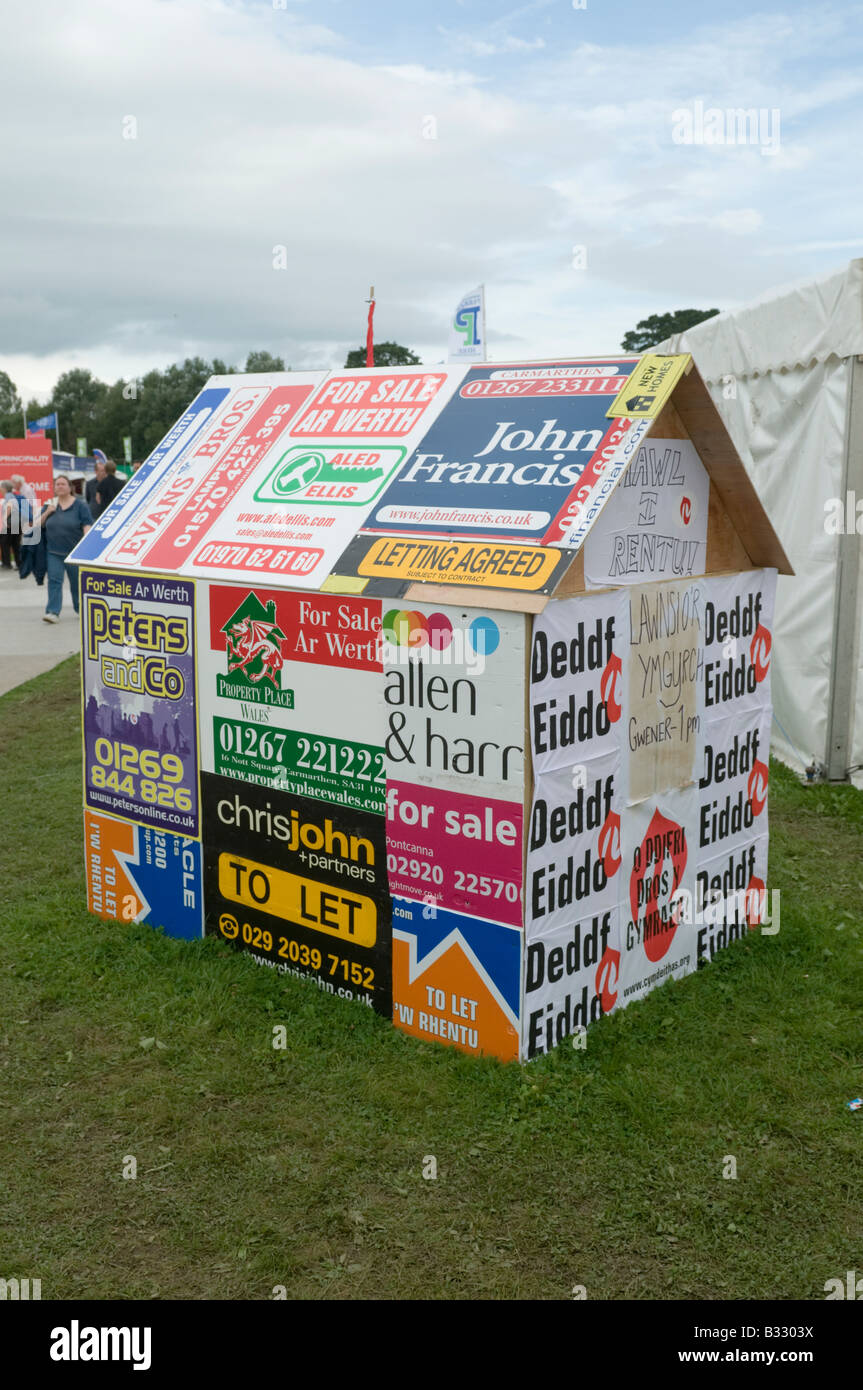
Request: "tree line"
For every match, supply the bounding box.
[0,310,718,460]
[0,350,287,460]
[0,343,420,461]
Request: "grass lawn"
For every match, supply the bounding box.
[1,656,861,1301]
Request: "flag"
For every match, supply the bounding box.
[448,286,486,362]
[366,290,375,368]
[27,412,57,433]
[93,448,108,462]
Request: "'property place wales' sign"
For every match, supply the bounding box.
[202,773,391,1014]
[363,360,639,545]
[198,584,385,814]
[80,569,199,836]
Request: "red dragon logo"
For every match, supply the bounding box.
[226,617,284,687]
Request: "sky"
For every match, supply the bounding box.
[1,0,862,402]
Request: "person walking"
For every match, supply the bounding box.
[95,459,125,514]
[40,475,92,622]
[10,474,36,505]
[0,480,21,570]
[85,460,107,519]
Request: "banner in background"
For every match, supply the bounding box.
[0,437,54,503]
[27,412,58,433]
[81,569,199,836]
[448,286,486,363]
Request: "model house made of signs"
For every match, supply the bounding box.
[70,353,792,1062]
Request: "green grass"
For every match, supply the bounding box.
[1,657,861,1300]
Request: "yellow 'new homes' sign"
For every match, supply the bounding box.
[606,354,691,420]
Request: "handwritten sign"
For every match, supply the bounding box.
[584,437,709,588]
[627,579,703,803]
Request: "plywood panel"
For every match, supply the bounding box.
[705,479,753,573]
[402,582,548,613]
[672,367,793,574]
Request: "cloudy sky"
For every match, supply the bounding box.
[2,0,862,401]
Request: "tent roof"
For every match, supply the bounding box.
[659,257,863,379]
[69,354,790,603]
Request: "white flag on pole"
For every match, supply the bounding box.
[448,285,486,362]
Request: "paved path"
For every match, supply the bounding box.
[0,563,80,696]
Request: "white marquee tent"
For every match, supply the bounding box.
[660,258,863,782]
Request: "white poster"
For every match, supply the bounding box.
[382,601,526,803]
[521,907,621,1059]
[698,706,771,859]
[530,590,627,776]
[693,833,770,968]
[700,569,777,719]
[584,437,709,589]
[526,749,622,940]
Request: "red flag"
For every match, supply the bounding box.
[366,288,375,367]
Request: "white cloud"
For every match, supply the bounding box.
[438,28,546,57]
[0,0,861,400]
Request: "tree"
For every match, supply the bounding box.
[344,341,421,368]
[0,370,23,438]
[621,309,720,353]
[51,369,109,453]
[131,357,213,460]
[245,350,285,373]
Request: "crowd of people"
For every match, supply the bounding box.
[0,459,137,621]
